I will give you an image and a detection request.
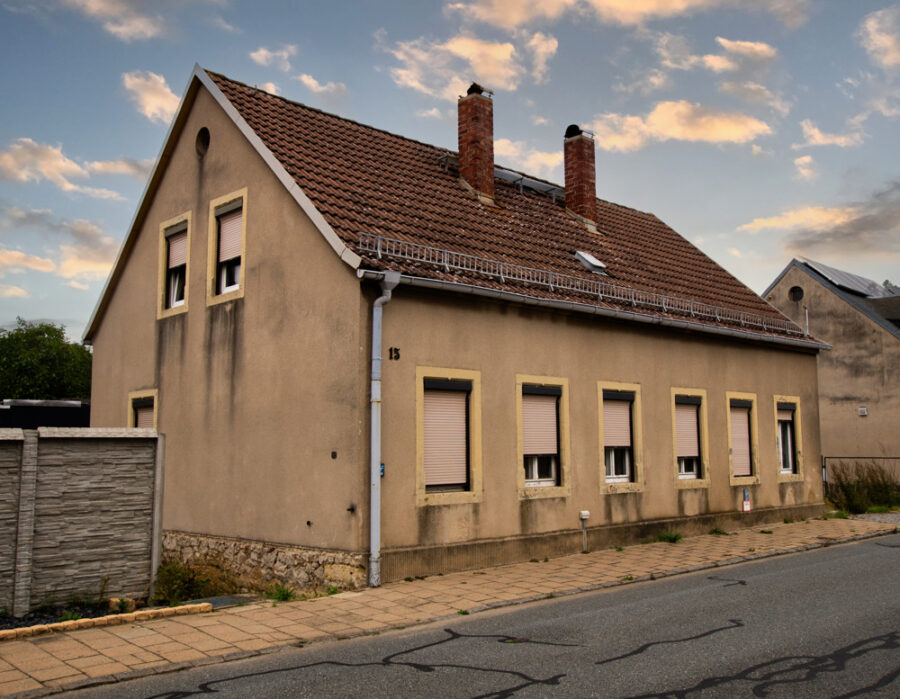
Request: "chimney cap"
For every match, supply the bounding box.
[565,124,583,138]
[466,82,492,97]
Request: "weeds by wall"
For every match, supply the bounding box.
[826,461,900,514]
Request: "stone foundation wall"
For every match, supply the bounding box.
[163,531,367,592]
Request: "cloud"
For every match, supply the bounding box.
[0,248,56,274]
[589,100,771,152]
[614,68,672,94]
[210,16,240,34]
[719,81,789,115]
[61,0,165,41]
[1,284,29,298]
[0,207,120,280]
[778,182,900,258]
[377,29,525,100]
[792,119,864,149]
[525,31,557,83]
[729,248,742,257]
[416,108,444,119]
[122,70,179,124]
[250,44,297,72]
[857,6,900,70]
[738,206,858,233]
[0,138,121,199]
[448,0,807,29]
[531,115,550,125]
[793,155,815,180]
[494,138,563,176]
[701,54,738,73]
[258,82,280,95]
[751,144,771,156]
[85,157,155,181]
[295,74,348,98]
[715,37,777,60]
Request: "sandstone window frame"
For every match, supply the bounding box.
[127,389,158,430]
[207,188,247,306]
[671,388,710,490]
[516,375,571,500]
[598,381,644,494]
[416,366,483,507]
[157,212,191,319]
[774,395,804,482]
[727,391,760,486]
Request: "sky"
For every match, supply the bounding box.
[1,0,898,341]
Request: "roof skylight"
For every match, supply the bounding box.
[575,250,607,274]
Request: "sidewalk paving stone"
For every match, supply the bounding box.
[0,517,895,697]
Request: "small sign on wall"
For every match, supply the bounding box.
[742,487,752,512]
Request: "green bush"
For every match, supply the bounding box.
[153,561,211,606]
[827,462,900,514]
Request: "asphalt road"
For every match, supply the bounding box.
[67,534,900,698]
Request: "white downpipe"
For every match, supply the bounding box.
[369,271,400,587]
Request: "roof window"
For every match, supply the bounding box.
[575,250,607,274]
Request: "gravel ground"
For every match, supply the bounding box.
[851,511,900,525]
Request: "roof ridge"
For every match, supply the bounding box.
[206,69,457,157]
[207,70,658,221]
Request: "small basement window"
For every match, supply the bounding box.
[575,250,607,274]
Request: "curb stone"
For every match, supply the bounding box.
[0,603,213,643]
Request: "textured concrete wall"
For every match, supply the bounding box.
[4,429,159,615]
[0,432,23,613]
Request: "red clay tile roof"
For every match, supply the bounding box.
[209,71,804,341]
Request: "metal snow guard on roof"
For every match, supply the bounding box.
[357,233,803,336]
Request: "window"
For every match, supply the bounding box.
[777,402,797,473]
[603,390,634,483]
[207,189,247,305]
[423,378,472,492]
[522,385,560,487]
[215,205,242,294]
[675,396,702,479]
[729,399,753,477]
[157,212,190,318]
[417,367,483,506]
[127,389,157,430]
[165,224,187,309]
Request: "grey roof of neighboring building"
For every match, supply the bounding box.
[764,258,900,341]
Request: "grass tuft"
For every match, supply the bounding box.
[709,527,728,536]
[266,583,297,602]
[656,532,683,544]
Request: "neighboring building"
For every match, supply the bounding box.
[84,66,826,588]
[764,258,900,461]
[0,399,90,428]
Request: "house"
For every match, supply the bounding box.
[84,66,826,589]
[764,258,900,467]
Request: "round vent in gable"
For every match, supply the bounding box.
[789,286,804,302]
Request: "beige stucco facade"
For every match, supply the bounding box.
[766,264,900,459]
[89,81,825,586]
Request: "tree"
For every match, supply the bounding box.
[0,318,92,399]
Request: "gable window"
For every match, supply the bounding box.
[423,378,471,492]
[675,395,702,479]
[207,189,247,305]
[522,385,560,487]
[127,389,158,430]
[777,402,797,473]
[165,224,187,309]
[157,212,190,318]
[729,399,753,477]
[603,390,634,483]
[215,204,242,294]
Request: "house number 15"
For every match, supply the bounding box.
[388,347,400,360]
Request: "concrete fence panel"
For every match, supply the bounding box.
[2,428,162,617]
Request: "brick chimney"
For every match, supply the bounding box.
[458,83,494,200]
[564,124,597,224]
